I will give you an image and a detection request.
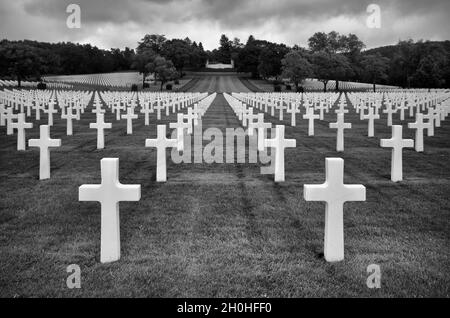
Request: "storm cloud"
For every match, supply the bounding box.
[1,0,449,51]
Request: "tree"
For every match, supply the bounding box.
[311,51,333,92]
[361,54,389,92]
[281,51,313,91]
[153,57,177,91]
[340,33,365,55]
[137,34,167,54]
[131,50,157,86]
[0,42,41,87]
[161,39,191,76]
[218,34,232,63]
[257,43,289,79]
[308,32,329,53]
[330,54,353,91]
[236,43,262,78]
[410,55,445,88]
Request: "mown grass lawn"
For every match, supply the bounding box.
[0,79,449,297]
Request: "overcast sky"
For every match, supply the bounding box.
[1,0,449,51]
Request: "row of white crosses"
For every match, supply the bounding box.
[101,91,207,123]
[235,92,352,151]
[237,90,450,181]
[0,89,210,180]
[72,91,209,150]
[77,93,217,263]
[145,93,217,182]
[225,93,297,182]
[236,91,340,130]
[78,93,367,264]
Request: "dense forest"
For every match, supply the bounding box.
[0,33,449,90]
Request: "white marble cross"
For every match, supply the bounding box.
[0,103,7,126]
[408,113,430,152]
[5,108,18,135]
[263,125,296,182]
[11,113,33,151]
[35,101,42,121]
[45,100,58,126]
[303,107,320,136]
[248,113,272,151]
[362,106,380,137]
[334,100,349,115]
[92,100,105,115]
[185,108,199,134]
[434,105,442,127]
[62,106,77,136]
[304,158,366,262]
[28,125,61,180]
[242,107,254,127]
[287,103,301,126]
[79,158,141,263]
[90,113,112,149]
[317,102,327,120]
[329,113,351,152]
[122,108,138,135]
[154,101,164,120]
[380,125,414,182]
[140,105,153,126]
[383,102,395,126]
[277,102,287,121]
[246,111,260,131]
[169,113,190,151]
[145,125,178,182]
[423,108,435,137]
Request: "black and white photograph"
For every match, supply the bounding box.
[0,0,449,302]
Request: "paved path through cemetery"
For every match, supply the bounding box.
[185,74,252,93]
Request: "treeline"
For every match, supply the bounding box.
[1,33,449,90]
[366,40,450,89]
[0,39,135,85]
[211,32,450,90]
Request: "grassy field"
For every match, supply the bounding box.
[0,75,449,297]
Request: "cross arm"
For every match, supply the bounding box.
[79,185,102,202]
[304,184,328,202]
[343,185,366,202]
[116,184,141,202]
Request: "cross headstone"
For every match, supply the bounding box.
[287,103,301,127]
[145,125,178,182]
[185,107,199,134]
[11,113,33,151]
[90,113,112,149]
[4,108,18,135]
[380,125,414,182]
[408,113,430,152]
[169,113,190,151]
[303,107,320,136]
[423,108,435,137]
[248,113,272,151]
[362,106,380,137]
[304,158,366,262]
[154,101,164,120]
[329,113,351,152]
[263,125,296,182]
[45,100,58,126]
[79,158,141,263]
[62,106,77,136]
[28,125,61,180]
[141,105,153,126]
[383,102,395,126]
[122,108,138,135]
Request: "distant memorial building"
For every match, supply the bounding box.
[205,59,235,69]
